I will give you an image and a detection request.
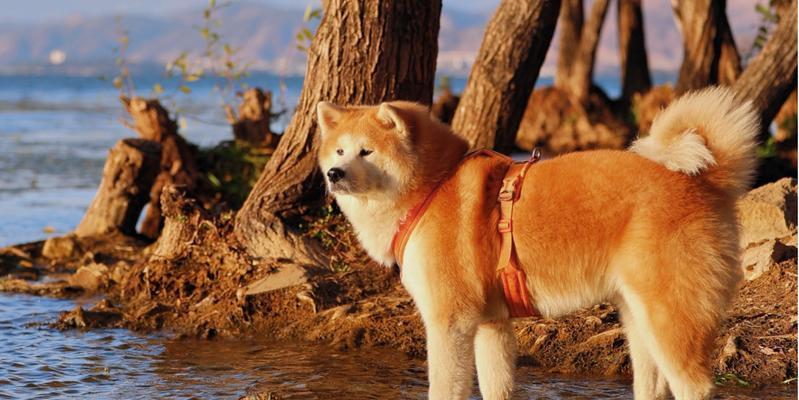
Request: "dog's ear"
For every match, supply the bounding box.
[376,103,410,137]
[317,101,345,136]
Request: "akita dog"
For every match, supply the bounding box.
[316,87,758,400]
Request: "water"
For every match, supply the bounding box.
[0,73,795,398]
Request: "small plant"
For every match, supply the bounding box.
[295,4,322,53]
[714,373,750,388]
[196,141,271,209]
[111,16,136,98]
[297,203,371,272]
[747,1,780,61]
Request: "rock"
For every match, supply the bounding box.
[584,316,603,328]
[741,238,798,280]
[243,264,310,296]
[108,261,130,284]
[718,335,741,369]
[737,178,797,247]
[583,327,624,347]
[42,235,80,259]
[239,392,281,400]
[54,305,122,330]
[69,263,109,291]
[59,306,89,329]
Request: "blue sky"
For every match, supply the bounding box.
[0,0,500,23]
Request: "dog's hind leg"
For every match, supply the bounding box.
[618,301,670,399]
[425,317,478,400]
[474,320,516,400]
[619,287,716,400]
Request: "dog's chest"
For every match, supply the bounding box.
[336,196,405,266]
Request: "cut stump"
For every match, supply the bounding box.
[75,139,161,237]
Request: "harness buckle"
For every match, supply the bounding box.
[497,219,512,233]
[498,177,517,202]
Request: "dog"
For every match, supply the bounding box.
[316,86,758,400]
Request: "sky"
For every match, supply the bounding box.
[0,0,501,23]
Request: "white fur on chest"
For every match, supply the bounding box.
[335,195,407,266]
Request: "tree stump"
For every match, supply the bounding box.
[148,185,210,260]
[431,89,460,124]
[75,139,161,237]
[121,96,198,239]
[229,88,280,148]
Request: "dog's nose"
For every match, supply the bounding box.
[327,168,345,183]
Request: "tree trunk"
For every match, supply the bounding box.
[618,0,652,102]
[234,0,441,263]
[75,139,161,237]
[566,0,610,106]
[227,88,280,149]
[555,0,584,90]
[120,97,198,239]
[733,0,797,140]
[716,12,742,86]
[673,0,741,93]
[450,0,561,152]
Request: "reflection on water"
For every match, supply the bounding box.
[0,293,794,399]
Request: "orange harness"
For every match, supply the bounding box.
[391,149,541,318]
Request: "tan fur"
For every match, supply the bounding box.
[316,87,758,400]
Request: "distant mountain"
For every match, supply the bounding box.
[0,1,762,78]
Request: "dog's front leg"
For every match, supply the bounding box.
[425,317,477,400]
[475,320,516,400]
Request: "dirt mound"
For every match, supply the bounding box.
[631,85,675,135]
[515,86,631,155]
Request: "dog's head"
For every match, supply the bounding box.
[317,101,452,200]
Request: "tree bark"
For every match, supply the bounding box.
[555,0,584,90]
[733,0,797,140]
[75,139,161,237]
[618,0,652,102]
[566,0,610,106]
[228,88,280,148]
[234,0,441,263]
[673,0,741,93]
[450,0,561,152]
[120,97,198,239]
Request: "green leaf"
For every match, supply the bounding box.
[152,83,164,95]
[223,43,233,55]
[303,4,314,22]
[112,77,123,89]
[207,173,221,188]
[179,85,192,94]
[296,44,306,52]
[185,74,202,82]
[302,27,313,40]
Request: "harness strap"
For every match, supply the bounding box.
[391,148,541,319]
[496,149,541,318]
[392,149,496,267]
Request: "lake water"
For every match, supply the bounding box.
[0,73,794,399]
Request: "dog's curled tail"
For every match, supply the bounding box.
[630,86,760,198]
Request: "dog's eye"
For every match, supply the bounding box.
[359,148,373,157]
[336,149,344,156]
